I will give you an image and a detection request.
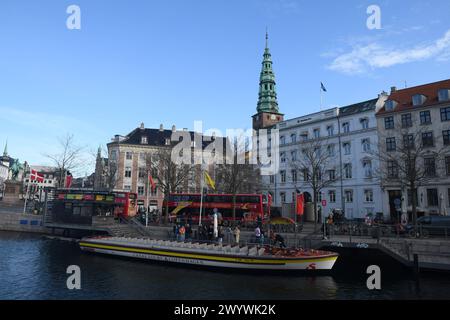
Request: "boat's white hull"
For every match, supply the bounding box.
[79,239,338,271]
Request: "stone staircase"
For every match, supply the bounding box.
[105,223,148,238]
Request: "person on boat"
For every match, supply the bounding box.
[255,226,261,244]
[178,225,186,242]
[217,226,224,244]
[234,226,241,245]
[185,224,192,240]
[173,224,179,241]
[260,229,265,245]
[273,233,286,248]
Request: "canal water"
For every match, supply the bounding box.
[1,231,449,300]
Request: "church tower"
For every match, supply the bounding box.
[252,32,284,130]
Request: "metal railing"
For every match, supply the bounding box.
[323,222,450,240]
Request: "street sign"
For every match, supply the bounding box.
[322,200,327,207]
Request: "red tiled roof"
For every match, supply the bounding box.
[376,79,450,115]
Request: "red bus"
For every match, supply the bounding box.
[164,193,271,224]
[113,191,137,218]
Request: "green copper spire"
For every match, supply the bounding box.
[257,31,279,113]
[3,140,7,157]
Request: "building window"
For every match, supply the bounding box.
[445,156,450,175]
[270,175,275,184]
[384,117,394,129]
[360,118,369,129]
[362,139,371,152]
[280,170,286,183]
[363,160,372,178]
[313,129,320,139]
[280,152,286,163]
[439,89,450,102]
[441,107,450,121]
[291,170,297,183]
[124,185,131,191]
[137,186,145,196]
[138,168,146,178]
[422,132,434,147]
[139,153,146,161]
[420,111,431,125]
[300,133,308,141]
[407,189,418,207]
[110,150,117,160]
[386,137,396,151]
[403,134,414,149]
[280,136,286,145]
[424,157,436,177]
[364,189,374,202]
[290,133,297,143]
[344,163,352,179]
[387,161,399,179]
[328,169,336,181]
[141,136,148,144]
[401,114,413,128]
[345,190,353,203]
[327,125,334,136]
[342,122,350,133]
[329,190,336,203]
[443,130,450,145]
[280,192,286,203]
[427,189,439,206]
[327,144,335,157]
[291,150,297,161]
[124,167,132,178]
[302,169,310,181]
[385,100,397,111]
[412,94,426,106]
[126,152,133,160]
[343,142,351,155]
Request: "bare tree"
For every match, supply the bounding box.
[289,137,339,230]
[215,136,262,223]
[44,134,84,188]
[372,118,450,229]
[147,148,193,222]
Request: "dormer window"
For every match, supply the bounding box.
[141,136,148,144]
[438,89,450,102]
[385,100,397,111]
[165,138,171,146]
[412,94,426,106]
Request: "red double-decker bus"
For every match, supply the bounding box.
[164,193,271,224]
[113,191,137,218]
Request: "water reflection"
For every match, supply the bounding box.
[1,231,450,300]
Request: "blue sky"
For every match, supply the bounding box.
[1,0,450,176]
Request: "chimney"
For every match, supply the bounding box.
[140,122,145,130]
[159,124,164,132]
[172,125,176,132]
[390,86,397,94]
[183,128,188,131]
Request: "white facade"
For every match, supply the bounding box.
[263,95,388,219]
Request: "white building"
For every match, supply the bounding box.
[262,95,388,220]
[23,166,59,202]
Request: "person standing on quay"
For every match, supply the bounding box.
[234,226,241,245]
[255,226,261,244]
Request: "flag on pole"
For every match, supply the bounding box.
[149,174,156,192]
[204,171,215,190]
[30,169,44,183]
[321,82,327,92]
[296,193,305,216]
[65,171,73,188]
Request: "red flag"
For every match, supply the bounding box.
[296,193,304,216]
[65,173,73,188]
[30,169,44,183]
[149,174,156,192]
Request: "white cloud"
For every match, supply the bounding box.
[327,30,450,75]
